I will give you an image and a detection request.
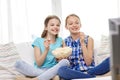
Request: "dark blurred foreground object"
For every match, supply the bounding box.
[109,18,120,80]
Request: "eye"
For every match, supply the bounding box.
[69,23,73,25]
[75,21,79,24]
[57,24,60,27]
[50,23,54,26]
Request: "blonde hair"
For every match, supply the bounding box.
[41,15,61,38]
[65,14,80,26]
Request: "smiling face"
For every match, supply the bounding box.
[66,15,81,34]
[46,18,60,36]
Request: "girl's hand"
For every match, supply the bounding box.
[79,32,85,44]
[44,39,51,51]
[56,57,68,62]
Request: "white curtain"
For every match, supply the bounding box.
[0,0,120,44]
[0,0,9,43]
[0,0,52,44]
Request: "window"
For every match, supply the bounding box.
[0,0,52,43]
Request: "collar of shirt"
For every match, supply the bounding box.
[68,36,80,47]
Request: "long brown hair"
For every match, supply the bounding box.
[41,15,61,38]
[65,14,80,26]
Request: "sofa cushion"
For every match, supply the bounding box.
[0,42,23,80]
[72,76,112,80]
[94,35,110,66]
[15,42,34,65]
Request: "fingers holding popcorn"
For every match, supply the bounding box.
[79,32,85,44]
[44,39,51,50]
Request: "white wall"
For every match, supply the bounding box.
[60,0,119,41]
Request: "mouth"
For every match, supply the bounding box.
[71,27,79,31]
[51,29,59,33]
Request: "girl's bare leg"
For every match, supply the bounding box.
[15,76,38,80]
[15,75,60,80]
[52,75,60,80]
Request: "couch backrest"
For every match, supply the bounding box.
[15,37,110,66]
[15,42,34,65]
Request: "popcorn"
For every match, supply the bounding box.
[52,47,72,59]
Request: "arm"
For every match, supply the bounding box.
[34,46,49,66]
[81,37,94,66]
[62,40,66,47]
[34,39,50,66]
[80,32,94,66]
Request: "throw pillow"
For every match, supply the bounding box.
[95,35,111,65]
[0,42,24,80]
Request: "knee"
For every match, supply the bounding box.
[14,60,25,68]
[58,59,70,66]
[58,66,67,75]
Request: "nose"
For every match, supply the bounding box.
[54,26,59,31]
[73,23,77,27]
[54,25,60,29]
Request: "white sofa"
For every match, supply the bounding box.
[72,76,112,80]
[0,42,34,80]
[16,35,111,66]
[0,39,111,80]
[16,42,111,80]
[16,42,112,80]
[15,42,35,66]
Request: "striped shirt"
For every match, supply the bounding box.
[65,35,95,71]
